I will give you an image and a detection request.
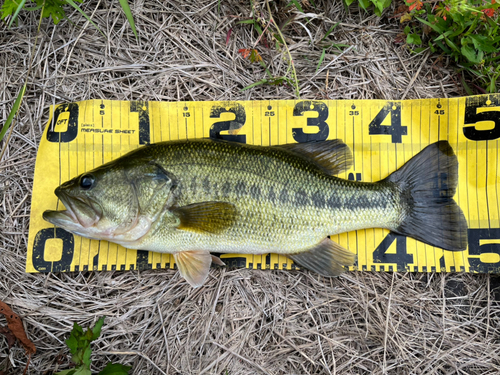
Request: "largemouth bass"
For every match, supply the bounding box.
[43,139,468,287]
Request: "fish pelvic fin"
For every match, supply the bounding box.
[384,141,468,251]
[276,139,353,175]
[174,250,214,288]
[288,238,356,277]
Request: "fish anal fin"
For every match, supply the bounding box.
[277,140,353,175]
[288,238,356,277]
[174,250,213,288]
[211,255,225,266]
[173,202,236,234]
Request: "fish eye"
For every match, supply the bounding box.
[79,174,95,190]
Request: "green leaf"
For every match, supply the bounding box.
[416,16,444,33]
[92,317,105,340]
[0,83,26,144]
[117,0,138,39]
[407,33,422,45]
[73,366,92,375]
[443,36,460,54]
[55,370,77,375]
[286,0,303,12]
[411,34,422,45]
[41,0,66,24]
[434,39,451,54]
[404,25,411,35]
[66,335,79,356]
[253,22,263,35]
[237,19,256,24]
[461,45,481,64]
[64,0,105,37]
[358,0,370,10]
[1,0,18,19]
[470,35,497,53]
[241,79,269,91]
[320,22,340,42]
[98,363,132,375]
[489,76,497,93]
[329,43,349,51]
[345,0,356,6]
[372,0,385,14]
[7,0,27,27]
[316,49,326,72]
[83,346,92,368]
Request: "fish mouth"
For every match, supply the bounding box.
[43,188,102,229]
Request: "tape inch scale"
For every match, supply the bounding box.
[27,95,500,275]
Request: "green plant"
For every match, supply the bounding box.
[344,0,392,16]
[402,0,500,92]
[55,318,131,375]
[236,0,301,97]
[1,0,137,38]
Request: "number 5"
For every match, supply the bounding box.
[463,95,500,141]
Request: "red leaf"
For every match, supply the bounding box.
[483,8,495,16]
[226,28,232,46]
[0,326,16,348]
[238,48,250,59]
[0,301,36,355]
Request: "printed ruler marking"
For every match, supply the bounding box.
[27,96,500,274]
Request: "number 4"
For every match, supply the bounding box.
[373,233,413,271]
[368,102,407,143]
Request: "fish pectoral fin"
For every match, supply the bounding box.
[174,250,213,288]
[173,202,236,234]
[276,140,353,175]
[288,238,356,277]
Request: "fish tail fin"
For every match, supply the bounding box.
[385,141,468,251]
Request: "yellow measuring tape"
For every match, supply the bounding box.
[27,96,500,274]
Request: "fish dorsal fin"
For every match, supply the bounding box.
[287,237,356,277]
[173,202,236,234]
[277,140,353,175]
[174,250,212,287]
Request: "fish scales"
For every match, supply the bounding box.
[44,139,468,287]
[140,140,401,254]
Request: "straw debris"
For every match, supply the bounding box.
[1,0,499,374]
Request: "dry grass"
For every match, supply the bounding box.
[1,0,499,374]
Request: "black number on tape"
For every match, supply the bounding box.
[348,173,362,181]
[136,250,150,271]
[292,101,329,142]
[209,103,247,143]
[373,233,412,271]
[131,101,150,145]
[221,256,248,268]
[468,228,500,273]
[463,95,500,141]
[368,102,407,143]
[32,228,74,272]
[46,103,79,143]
